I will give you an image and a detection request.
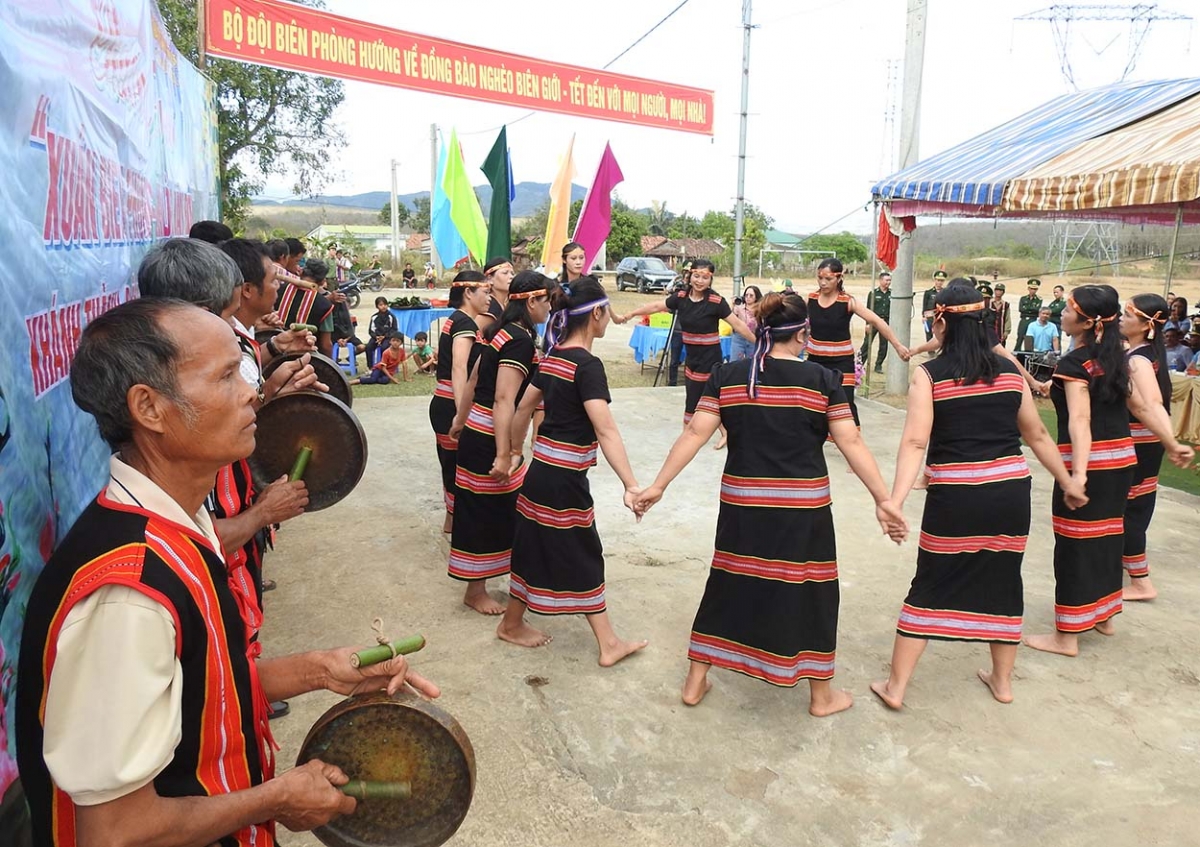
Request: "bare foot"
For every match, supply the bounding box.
[681,677,713,706]
[442,513,453,534]
[463,588,505,616]
[809,688,854,717]
[496,620,553,647]
[598,638,648,667]
[1123,579,1157,602]
[1094,619,1116,636]
[1023,633,1078,657]
[869,680,904,710]
[712,435,727,451]
[977,669,1013,704]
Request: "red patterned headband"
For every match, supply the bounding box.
[508,288,548,300]
[1069,295,1116,339]
[1123,300,1165,339]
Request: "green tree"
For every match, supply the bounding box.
[668,212,701,239]
[606,207,648,262]
[512,199,549,243]
[378,200,410,227]
[158,0,346,228]
[567,199,584,236]
[410,196,431,233]
[802,232,868,264]
[648,200,673,237]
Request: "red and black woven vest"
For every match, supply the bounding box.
[16,490,274,847]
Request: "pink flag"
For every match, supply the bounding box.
[572,143,624,270]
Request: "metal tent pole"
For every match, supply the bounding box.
[1163,203,1183,299]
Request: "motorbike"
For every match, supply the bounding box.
[356,267,386,292]
[337,278,363,310]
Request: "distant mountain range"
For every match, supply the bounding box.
[254,181,590,218]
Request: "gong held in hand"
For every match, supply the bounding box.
[298,633,476,847]
[247,391,367,512]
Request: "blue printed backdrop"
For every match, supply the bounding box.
[0,0,218,803]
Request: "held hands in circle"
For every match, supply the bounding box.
[1169,444,1195,469]
[875,500,909,544]
[1061,476,1089,510]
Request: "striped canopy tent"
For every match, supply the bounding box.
[872,77,1200,225]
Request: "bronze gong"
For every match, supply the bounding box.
[247,391,367,511]
[298,691,476,847]
[262,351,354,408]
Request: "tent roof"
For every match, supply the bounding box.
[1004,93,1200,215]
[871,78,1200,209]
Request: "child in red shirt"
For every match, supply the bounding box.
[352,332,410,384]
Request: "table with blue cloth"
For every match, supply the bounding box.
[628,324,731,365]
[390,307,456,341]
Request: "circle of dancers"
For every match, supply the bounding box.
[432,267,1193,715]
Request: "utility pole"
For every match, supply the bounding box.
[430,123,441,276]
[732,0,753,297]
[197,0,206,69]
[885,0,927,396]
[389,159,400,266]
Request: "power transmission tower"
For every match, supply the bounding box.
[1015,4,1191,274]
[1015,4,1192,91]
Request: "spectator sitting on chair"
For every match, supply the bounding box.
[366,296,399,365]
[412,331,436,373]
[1023,307,1060,353]
[352,333,409,384]
[402,262,417,288]
[324,275,363,365]
[1165,327,1191,372]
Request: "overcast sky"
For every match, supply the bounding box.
[260,0,1196,233]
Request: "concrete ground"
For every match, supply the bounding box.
[264,387,1200,847]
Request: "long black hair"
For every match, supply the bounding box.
[549,275,608,343]
[484,270,553,341]
[817,256,845,292]
[559,241,585,284]
[448,269,485,308]
[1071,284,1129,405]
[1128,292,1171,406]
[748,292,810,397]
[935,282,1000,385]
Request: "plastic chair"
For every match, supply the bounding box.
[331,341,356,374]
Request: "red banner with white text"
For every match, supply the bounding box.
[203,0,714,135]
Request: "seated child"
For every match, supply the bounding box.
[364,296,399,365]
[412,331,436,373]
[351,332,409,385]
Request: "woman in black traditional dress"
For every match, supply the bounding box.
[477,256,516,330]
[807,257,909,427]
[1118,294,1193,601]
[448,271,553,615]
[635,292,907,716]
[428,270,491,534]
[1025,285,1188,657]
[497,277,648,664]
[613,259,756,438]
[869,285,1085,710]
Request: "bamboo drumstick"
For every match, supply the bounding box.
[340,780,412,800]
[350,634,426,669]
[289,446,313,482]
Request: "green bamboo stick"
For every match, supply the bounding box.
[289,446,313,482]
[350,634,426,668]
[340,780,412,800]
[289,322,318,333]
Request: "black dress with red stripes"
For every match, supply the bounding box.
[806,292,860,425]
[1049,348,1135,633]
[448,323,536,582]
[687,357,853,687]
[665,289,732,423]
[1122,344,1168,579]
[896,357,1031,644]
[510,346,612,615]
[428,309,478,514]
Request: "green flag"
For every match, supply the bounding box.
[443,128,488,264]
[481,126,511,261]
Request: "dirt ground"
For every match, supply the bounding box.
[263,379,1200,847]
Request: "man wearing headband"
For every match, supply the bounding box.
[990,283,1011,348]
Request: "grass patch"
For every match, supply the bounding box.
[1035,405,1200,497]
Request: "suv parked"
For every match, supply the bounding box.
[615,257,678,293]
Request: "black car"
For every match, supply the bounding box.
[615,257,678,293]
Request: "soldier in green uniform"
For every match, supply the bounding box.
[1016,278,1043,350]
[921,269,948,340]
[1047,283,1066,330]
[860,270,892,373]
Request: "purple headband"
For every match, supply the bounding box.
[546,297,610,348]
[748,319,809,399]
